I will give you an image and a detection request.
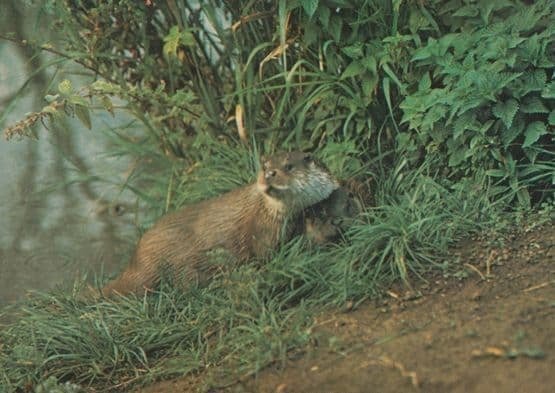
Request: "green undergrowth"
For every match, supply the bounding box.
[0,155,524,393]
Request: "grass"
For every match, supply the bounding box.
[0,151,515,392]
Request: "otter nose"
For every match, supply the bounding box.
[265,170,276,179]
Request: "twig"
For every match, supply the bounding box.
[361,356,419,388]
[231,11,274,32]
[464,263,486,280]
[523,280,555,293]
[486,249,498,277]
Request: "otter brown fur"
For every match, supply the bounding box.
[102,151,339,296]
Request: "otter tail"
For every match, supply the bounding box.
[100,265,158,297]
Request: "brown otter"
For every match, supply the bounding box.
[101,151,339,296]
[304,183,364,245]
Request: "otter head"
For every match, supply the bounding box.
[257,151,339,213]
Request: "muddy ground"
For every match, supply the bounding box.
[137,222,554,393]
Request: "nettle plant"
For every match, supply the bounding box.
[399,0,554,206]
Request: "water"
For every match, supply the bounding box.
[0,41,137,305]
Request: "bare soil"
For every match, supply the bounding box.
[137,222,555,393]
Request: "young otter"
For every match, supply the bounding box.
[304,184,364,245]
[101,151,339,296]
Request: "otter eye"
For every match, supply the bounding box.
[303,154,312,163]
[284,163,294,172]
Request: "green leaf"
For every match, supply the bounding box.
[518,33,542,64]
[453,112,476,140]
[548,110,555,126]
[57,79,73,96]
[477,2,496,24]
[418,72,431,91]
[482,36,507,60]
[361,75,378,99]
[520,70,547,94]
[74,105,91,130]
[317,6,330,28]
[470,135,482,149]
[516,188,530,210]
[301,0,319,19]
[541,82,555,99]
[303,20,319,45]
[364,55,377,74]
[328,15,343,41]
[163,26,194,57]
[163,26,180,57]
[383,77,399,135]
[411,42,433,61]
[382,63,406,94]
[341,43,364,59]
[492,99,519,129]
[101,96,114,116]
[501,115,524,147]
[341,60,365,79]
[453,5,479,17]
[423,105,447,131]
[521,96,549,114]
[523,121,547,147]
[486,169,507,178]
[180,30,195,46]
[490,148,503,162]
[437,34,457,55]
[90,80,117,93]
[396,132,417,152]
[479,119,495,135]
[408,8,428,33]
[448,146,466,167]
[523,146,538,164]
[68,95,87,106]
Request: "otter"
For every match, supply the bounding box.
[304,183,364,245]
[101,151,339,296]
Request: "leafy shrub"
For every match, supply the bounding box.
[398,0,554,206]
[7,0,548,205]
